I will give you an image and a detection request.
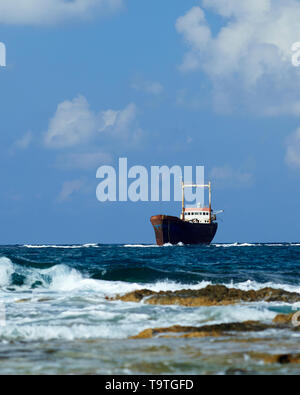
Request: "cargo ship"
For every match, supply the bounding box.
[150,182,221,246]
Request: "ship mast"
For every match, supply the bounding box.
[181,182,212,223]
[181,180,185,221]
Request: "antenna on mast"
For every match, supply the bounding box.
[181,181,212,223]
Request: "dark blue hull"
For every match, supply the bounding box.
[151,215,218,246]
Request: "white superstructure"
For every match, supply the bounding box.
[182,208,214,223]
[180,181,219,224]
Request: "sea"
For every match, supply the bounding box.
[0,243,300,375]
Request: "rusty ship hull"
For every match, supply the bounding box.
[150,215,218,246]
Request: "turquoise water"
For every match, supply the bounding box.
[0,243,300,374]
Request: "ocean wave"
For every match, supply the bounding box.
[123,242,184,248]
[0,324,126,342]
[47,275,300,298]
[214,243,300,247]
[123,244,158,248]
[0,258,300,296]
[0,255,299,342]
[214,243,261,247]
[23,244,99,249]
[1,254,300,299]
[124,242,300,248]
[0,306,276,341]
[0,301,278,341]
[23,242,300,249]
[0,257,14,287]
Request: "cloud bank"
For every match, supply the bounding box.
[176,0,300,115]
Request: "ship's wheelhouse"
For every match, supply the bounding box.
[180,208,216,223]
[180,182,218,224]
[182,208,211,223]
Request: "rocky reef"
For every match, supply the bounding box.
[109,284,300,306]
[108,285,300,366]
[250,353,300,365]
[130,313,299,340]
[130,321,275,339]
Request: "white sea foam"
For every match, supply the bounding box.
[42,267,300,298]
[0,257,14,287]
[214,243,260,247]
[226,279,300,295]
[0,324,123,341]
[265,243,300,247]
[142,279,300,297]
[23,242,300,249]
[214,242,300,247]
[161,242,185,247]
[23,244,99,249]
[123,244,158,248]
[82,243,99,248]
[0,300,279,342]
[123,242,184,248]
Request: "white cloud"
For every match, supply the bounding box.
[176,0,300,115]
[285,127,300,167]
[143,82,164,95]
[44,95,140,149]
[13,131,32,150]
[0,0,123,25]
[100,102,138,135]
[210,165,254,188]
[58,179,85,202]
[176,6,211,59]
[56,151,112,170]
[44,95,143,170]
[99,102,143,145]
[99,109,119,131]
[131,79,164,95]
[202,0,272,18]
[44,95,97,148]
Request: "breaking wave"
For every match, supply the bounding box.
[23,243,99,249]
[1,255,300,297]
[214,243,300,247]
[0,243,300,343]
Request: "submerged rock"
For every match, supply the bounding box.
[131,312,300,340]
[130,321,276,339]
[251,353,300,364]
[15,298,31,303]
[37,298,52,303]
[272,313,295,324]
[111,285,300,307]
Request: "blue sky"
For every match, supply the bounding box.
[1,0,300,244]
